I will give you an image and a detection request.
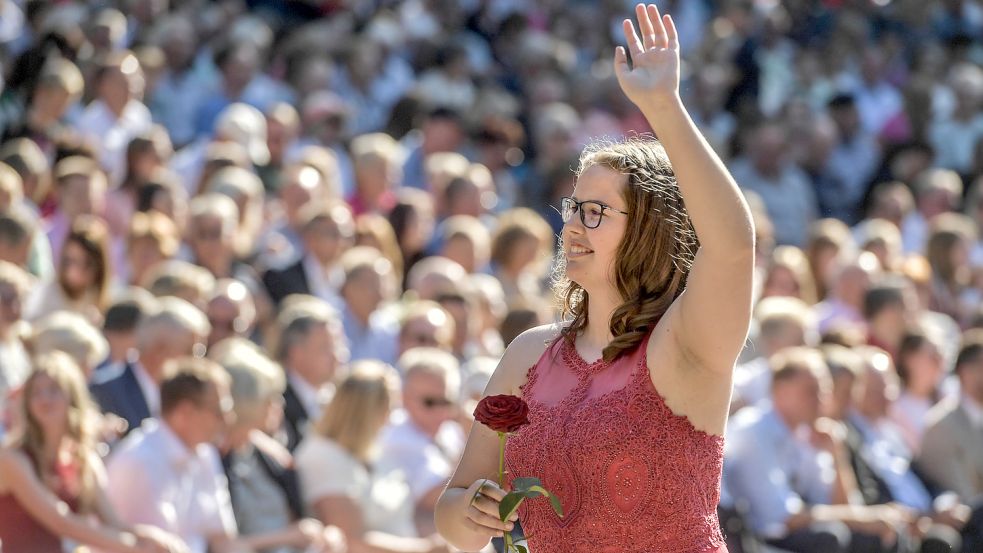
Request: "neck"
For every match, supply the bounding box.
[105,98,127,118]
[223,424,252,453]
[582,286,620,348]
[163,417,197,451]
[292,369,323,390]
[41,430,67,464]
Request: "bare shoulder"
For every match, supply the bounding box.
[0,447,32,491]
[491,322,564,396]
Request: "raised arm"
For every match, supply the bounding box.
[617,4,755,373]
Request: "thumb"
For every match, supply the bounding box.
[614,46,630,81]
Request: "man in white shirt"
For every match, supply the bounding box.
[90,296,210,433]
[72,50,153,187]
[379,347,465,536]
[107,357,238,553]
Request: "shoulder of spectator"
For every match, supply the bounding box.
[89,362,128,387]
[923,396,961,432]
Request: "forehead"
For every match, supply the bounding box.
[572,164,627,206]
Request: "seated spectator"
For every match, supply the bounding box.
[0,352,183,553]
[134,169,189,229]
[380,348,466,536]
[901,168,962,255]
[814,252,879,334]
[205,279,257,350]
[854,219,903,273]
[917,330,983,504]
[724,347,912,552]
[732,296,814,412]
[499,300,549,349]
[348,132,403,216]
[406,256,468,302]
[760,246,819,306]
[0,207,38,272]
[490,208,553,303]
[31,311,109,378]
[891,330,947,454]
[804,219,856,301]
[273,297,348,451]
[438,215,491,275]
[257,162,329,268]
[26,214,111,326]
[106,357,238,553]
[263,201,354,308]
[202,166,265,258]
[398,301,456,358]
[142,259,216,309]
[339,246,399,364]
[925,213,976,325]
[354,212,404,287]
[90,296,210,432]
[124,210,179,287]
[46,157,109,262]
[295,360,451,553]
[388,189,436,285]
[99,289,155,369]
[0,261,32,419]
[212,338,345,553]
[467,273,506,358]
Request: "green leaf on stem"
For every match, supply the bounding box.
[499,491,526,521]
[515,545,528,553]
[510,477,542,491]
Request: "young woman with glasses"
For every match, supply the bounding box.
[436,5,754,552]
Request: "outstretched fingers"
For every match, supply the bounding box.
[635,3,656,50]
[623,18,644,57]
[645,4,667,49]
[664,13,679,51]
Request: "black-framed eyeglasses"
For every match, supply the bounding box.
[560,196,628,229]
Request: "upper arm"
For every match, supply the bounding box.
[313,496,366,539]
[445,324,556,491]
[88,452,128,530]
[0,450,75,530]
[669,245,754,374]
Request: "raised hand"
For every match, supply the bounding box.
[614,3,680,111]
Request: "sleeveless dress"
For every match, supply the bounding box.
[0,451,81,553]
[504,332,728,553]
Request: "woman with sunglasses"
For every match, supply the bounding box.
[436,5,753,553]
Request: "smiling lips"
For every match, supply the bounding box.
[567,244,594,257]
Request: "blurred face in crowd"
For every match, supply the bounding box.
[749,125,787,177]
[773,369,829,428]
[356,156,400,201]
[762,266,800,301]
[342,263,393,323]
[0,282,23,333]
[127,236,167,286]
[59,241,96,299]
[404,370,457,437]
[59,175,106,220]
[26,373,70,435]
[33,84,75,121]
[438,296,471,356]
[442,236,477,274]
[190,214,233,267]
[184,381,234,446]
[100,58,145,109]
[281,166,324,228]
[423,118,464,154]
[561,164,628,291]
[400,310,453,354]
[0,237,31,269]
[143,330,206,379]
[222,46,259,93]
[903,339,944,394]
[304,210,354,266]
[287,323,340,387]
[960,354,983,404]
[828,369,857,421]
[206,295,250,348]
[858,360,899,421]
[918,187,959,219]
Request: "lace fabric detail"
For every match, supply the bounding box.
[505,335,728,553]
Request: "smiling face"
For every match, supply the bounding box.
[561,164,629,293]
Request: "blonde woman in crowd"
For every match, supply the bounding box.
[295,361,452,553]
[0,353,184,553]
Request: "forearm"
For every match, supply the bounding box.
[638,97,754,254]
[47,513,138,553]
[434,487,491,552]
[789,505,888,534]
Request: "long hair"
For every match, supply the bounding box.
[59,215,111,310]
[554,137,698,362]
[313,361,398,462]
[11,352,99,513]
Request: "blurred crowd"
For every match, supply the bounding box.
[0,0,981,552]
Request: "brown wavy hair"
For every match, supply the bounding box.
[554,137,698,362]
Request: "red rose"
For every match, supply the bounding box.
[473,394,530,433]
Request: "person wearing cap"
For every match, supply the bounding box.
[72,50,153,188]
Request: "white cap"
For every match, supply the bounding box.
[214,103,270,166]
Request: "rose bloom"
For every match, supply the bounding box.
[473,394,530,433]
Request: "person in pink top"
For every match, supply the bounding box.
[435,4,754,553]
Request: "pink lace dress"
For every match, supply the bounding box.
[504,332,728,553]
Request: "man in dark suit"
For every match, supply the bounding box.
[273,296,348,451]
[262,201,352,308]
[90,297,210,433]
